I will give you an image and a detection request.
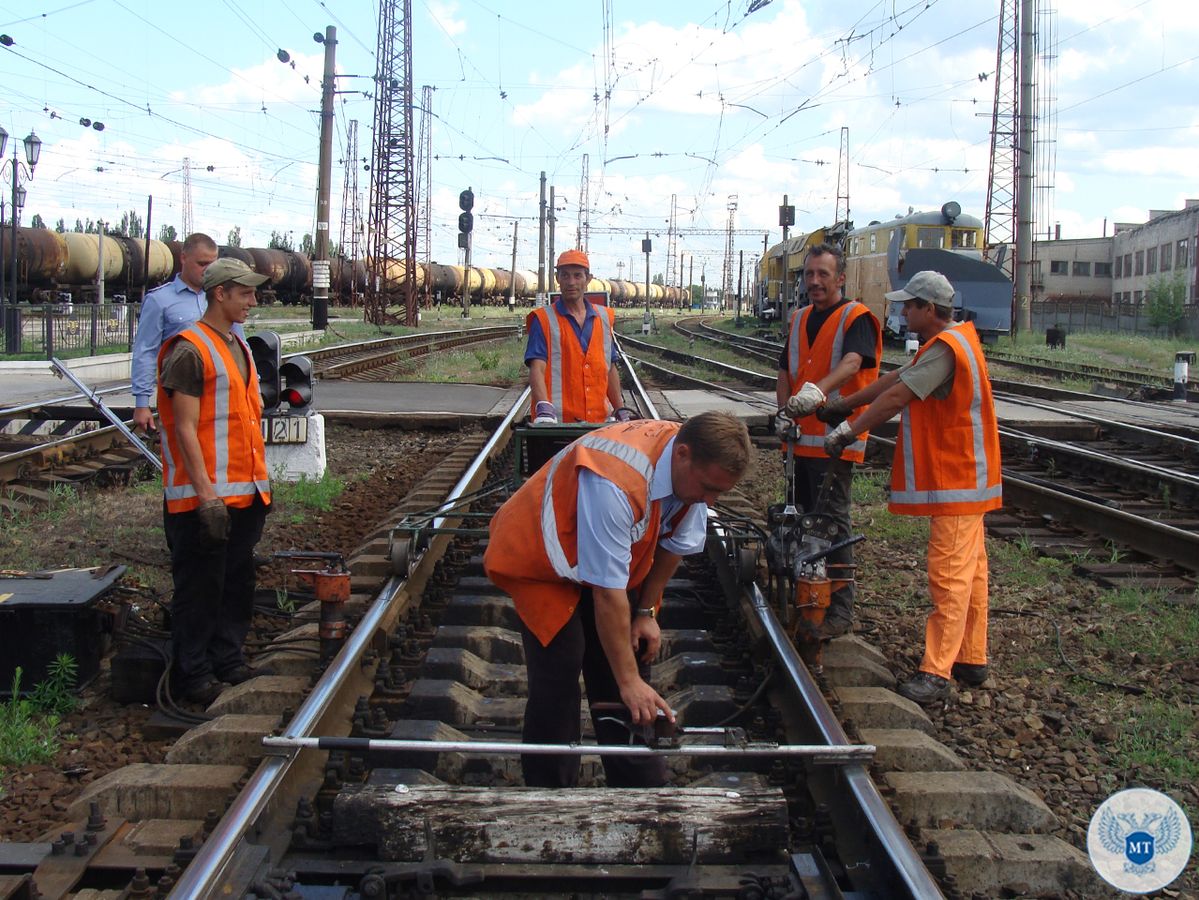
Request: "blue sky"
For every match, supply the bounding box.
[2,0,1195,286]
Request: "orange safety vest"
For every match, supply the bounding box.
[484,420,690,647]
[526,302,617,423]
[784,300,881,463]
[889,321,1002,517]
[157,322,271,513]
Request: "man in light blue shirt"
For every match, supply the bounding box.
[131,233,231,430]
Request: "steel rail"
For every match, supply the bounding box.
[171,390,528,898]
[286,325,519,364]
[620,333,776,390]
[262,735,876,761]
[1001,426,1199,491]
[623,351,777,414]
[714,520,944,898]
[993,392,1199,451]
[614,338,660,420]
[0,385,127,419]
[0,423,129,483]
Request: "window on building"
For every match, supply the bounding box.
[1113,257,1122,278]
[1134,290,1143,303]
[1094,262,1111,277]
[916,227,943,249]
[1050,260,1068,275]
[1160,242,1172,271]
[1135,251,1144,275]
[1124,253,1132,274]
[869,232,877,253]
[1073,261,1091,277]
[1147,246,1158,274]
[1180,239,1190,269]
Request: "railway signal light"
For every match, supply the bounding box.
[248,332,281,414]
[280,356,314,415]
[458,187,474,250]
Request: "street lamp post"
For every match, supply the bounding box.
[1,127,42,354]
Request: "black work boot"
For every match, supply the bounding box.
[897,672,951,705]
[951,662,989,687]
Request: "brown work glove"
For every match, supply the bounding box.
[197,498,230,545]
[816,396,853,426]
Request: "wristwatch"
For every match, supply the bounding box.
[635,607,657,619]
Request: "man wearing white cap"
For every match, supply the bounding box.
[820,270,1002,705]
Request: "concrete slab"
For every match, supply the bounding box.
[421,648,526,694]
[833,687,935,734]
[822,634,890,669]
[207,675,310,716]
[923,829,1112,898]
[120,819,204,855]
[432,625,524,664]
[858,729,965,772]
[820,652,896,689]
[67,764,246,821]
[165,714,279,766]
[885,771,1059,833]
[661,389,775,426]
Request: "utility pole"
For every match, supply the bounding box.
[834,126,850,229]
[666,193,678,288]
[312,25,337,330]
[736,249,743,323]
[722,195,737,307]
[537,171,547,302]
[1015,0,1036,335]
[548,185,556,295]
[181,158,193,238]
[688,256,694,310]
[642,233,651,332]
[508,221,519,311]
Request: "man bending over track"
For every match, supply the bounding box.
[484,411,751,787]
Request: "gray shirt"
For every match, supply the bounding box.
[897,337,955,400]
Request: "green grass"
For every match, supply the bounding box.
[994,330,1193,373]
[629,324,774,378]
[269,471,345,524]
[1112,699,1199,782]
[408,338,526,384]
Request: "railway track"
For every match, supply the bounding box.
[652,317,1199,597]
[4,352,1112,898]
[0,327,521,503]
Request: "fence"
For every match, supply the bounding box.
[0,302,139,358]
[1030,300,1199,340]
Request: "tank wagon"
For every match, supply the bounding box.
[0,226,689,308]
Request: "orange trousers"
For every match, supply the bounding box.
[920,513,988,679]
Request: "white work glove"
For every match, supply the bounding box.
[532,401,558,425]
[774,411,793,438]
[823,420,856,458]
[784,382,826,419]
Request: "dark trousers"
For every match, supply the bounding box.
[793,457,856,623]
[164,496,268,690]
[518,589,668,788]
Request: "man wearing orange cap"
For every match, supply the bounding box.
[525,249,628,424]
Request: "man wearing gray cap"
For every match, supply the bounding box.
[157,257,274,705]
[819,270,1002,705]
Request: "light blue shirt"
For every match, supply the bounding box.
[576,437,709,589]
[131,275,244,407]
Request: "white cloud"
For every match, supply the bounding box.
[427,0,467,38]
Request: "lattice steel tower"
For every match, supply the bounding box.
[337,119,363,306]
[834,126,850,229]
[576,153,590,251]
[417,85,434,301]
[722,195,737,303]
[181,157,193,237]
[366,0,418,325]
[984,0,1019,283]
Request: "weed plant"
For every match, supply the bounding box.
[270,472,345,525]
[0,658,77,774]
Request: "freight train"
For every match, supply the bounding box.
[758,203,1012,340]
[0,226,687,308]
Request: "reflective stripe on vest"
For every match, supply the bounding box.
[540,305,614,419]
[892,327,1001,508]
[540,431,655,582]
[160,326,270,506]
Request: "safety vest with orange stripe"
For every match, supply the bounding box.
[157,322,271,513]
[526,302,617,423]
[784,300,881,463]
[889,321,1002,517]
[483,420,689,647]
